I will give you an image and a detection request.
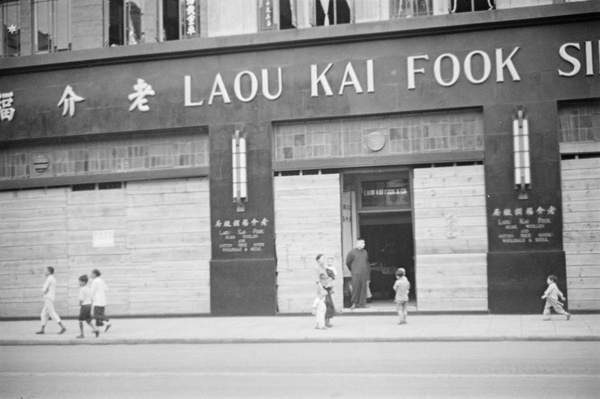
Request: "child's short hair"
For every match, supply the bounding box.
[396,268,406,277]
[547,275,557,282]
[79,275,88,284]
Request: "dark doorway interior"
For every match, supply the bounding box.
[360,214,415,302]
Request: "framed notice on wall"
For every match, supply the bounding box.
[360,178,410,209]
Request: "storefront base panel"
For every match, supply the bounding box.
[210,259,277,316]
[416,253,489,311]
[0,178,211,318]
[487,251,567,314]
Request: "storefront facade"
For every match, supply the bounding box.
[1,2,599,317]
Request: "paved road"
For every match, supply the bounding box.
[1,342,599,398]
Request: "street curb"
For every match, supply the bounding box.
[2,336,600,346]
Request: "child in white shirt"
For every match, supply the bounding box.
[393,268,411,325]
[77,275,99,338]
[312,286,328,330]
[542,275,571,321]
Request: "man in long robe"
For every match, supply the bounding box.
[346,239,370,309]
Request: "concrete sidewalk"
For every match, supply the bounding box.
[1,313,599,345]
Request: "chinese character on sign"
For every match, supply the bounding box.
[526,207,534,216]
[233,220,240,227]
[514,208,523,216]
[128,79,155,112]
[0,92,15,122]
[57,85,84,117]
[215,220,222,228]
[503,209,512,217]
[223,220,231,228]
[547,206,556,215]
[186,0,197,36]
[242,219,249,227]
[536,206,546,215]
[260,218,269,227]
[251,218,259,226]
[492,209,501,217]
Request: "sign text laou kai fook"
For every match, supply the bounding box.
[0,40,597,120]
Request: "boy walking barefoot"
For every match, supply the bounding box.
[35,267,66,335]
[77,275,99,339]
[393,268,410,325]
[542,275,571,321]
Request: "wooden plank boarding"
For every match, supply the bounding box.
[0,178,212,318]
[274,174,343,313]
[562,158,600,310]
[413,165,489,311]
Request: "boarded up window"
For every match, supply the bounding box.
[413,165,488,311]
[562,157,600,310]
[274,174,343,313]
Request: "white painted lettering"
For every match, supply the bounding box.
[495,47,521,82]
[407,55,429,90]
[234,70,259,102]
[311,63,334,97]
[208,73,232,105]
[464,50,491,84]
[338,62,363,95]
[558,43,581,77]
[586,41,594,76]
[434,53,460,87]
[261,68,283,100]
[367,59,375,93]
[184,75,204,107]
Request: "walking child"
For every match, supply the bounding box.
[35,267,66,335]
[77,275,100,339]
[542,275,571,321]
[393,268,410,325]
[90,269,112,332]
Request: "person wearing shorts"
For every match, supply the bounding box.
[77,275,99,338]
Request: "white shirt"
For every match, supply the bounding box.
[79,285,93,305]
[91,277,108,306]
[42,275,56,301]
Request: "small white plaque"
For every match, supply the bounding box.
[93,230,114,248]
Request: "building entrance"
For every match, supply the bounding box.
[360,214,415,305]
[342,170,415,311]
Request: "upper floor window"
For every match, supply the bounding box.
[451,0,495,13]
[1,0,20,56]
[207,0,258,37]
[34,0,71,53]
[107,0,200,46]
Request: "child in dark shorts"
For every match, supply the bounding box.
[77,275,99,338]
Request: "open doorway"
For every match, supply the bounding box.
[361,214,415,304]
[342,171,416,311]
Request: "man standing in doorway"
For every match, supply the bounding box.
[35,267,67,335]
[346,238,370,309]
[91,269,112,332]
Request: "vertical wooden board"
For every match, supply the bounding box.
[413,165,488,311]
[562,158,600,311]
[274,174,343,313]
[0,187,69,317]
[120,178,211,314]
